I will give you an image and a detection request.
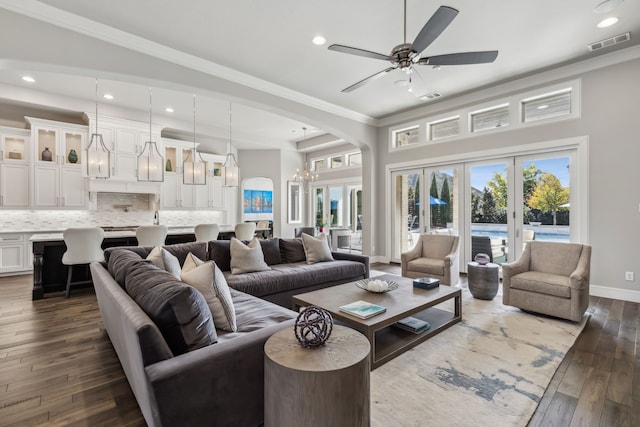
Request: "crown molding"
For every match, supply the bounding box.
[0,0,378,126]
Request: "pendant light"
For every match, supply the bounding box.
[222,101,239,187]
[137,88,164,182]
[183,94,207,185]
[292,127,318,192]
[86,78,111,178]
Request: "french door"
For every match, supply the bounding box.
[311,182,362,231]
[391,150,577,268]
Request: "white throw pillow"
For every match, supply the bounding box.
[181,252,237,332]
[146,246,181,278]
[229,237,271,275]
[301,233,334,264]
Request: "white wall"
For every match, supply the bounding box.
[376,56,640,299]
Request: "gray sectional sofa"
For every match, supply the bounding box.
[91,239,369,427]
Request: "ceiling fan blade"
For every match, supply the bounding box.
[342,67,396,93]
[419,51,499,66]
[328,44,392,61]
[410,6,459,54]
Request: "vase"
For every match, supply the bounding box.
[41,147,52,161]
[166,159,172,172]
[68,149,78,164]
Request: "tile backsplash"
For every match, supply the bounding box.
[0,201,226,232]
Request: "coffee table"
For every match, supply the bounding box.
[292,274,461,370]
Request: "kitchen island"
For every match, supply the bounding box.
[30,228,196,300]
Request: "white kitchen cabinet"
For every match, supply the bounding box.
[27,118,88,209]
[194,153,226,209]
[161,139,200,209]
[0,128,30,208]
[0,163,30,208]
[0,234,26,274]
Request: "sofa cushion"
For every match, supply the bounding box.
[181,253,237,332]
[301,233,334,264]
[230,238,271,275]
[124,261,218,355]
[146,246,182,278]
[215,289,296,342]
[107,249,152,288]
[260,238,282,265]
[510,271,572,298]
[279,238,306,263]
[224,260,366,298]
[406,257,445,277]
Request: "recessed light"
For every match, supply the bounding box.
[21,76,35,83]
[537,105,549,110]
[103,93,114,100]
[597,16,619,28]
[394,80,408,87]
[312,35,326,46]
[165,107,174,113]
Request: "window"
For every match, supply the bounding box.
[429,116,460,141]
[347,152,362,166]
[312,159,326,171]
[470,104,509,133]
[522,89,571,123]
[330,155,343,169]
[393,125,419,148]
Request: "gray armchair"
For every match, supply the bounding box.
[401,234,460,286]
[502,241,591,322]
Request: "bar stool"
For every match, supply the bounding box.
[62,227,105,298]
[136,225,168,246]
[194,224,220,242]
[234,223,256,240]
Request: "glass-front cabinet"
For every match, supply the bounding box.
[26,117,88,208]
[0,128,30,208]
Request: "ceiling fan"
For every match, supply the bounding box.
[329,2,498,94]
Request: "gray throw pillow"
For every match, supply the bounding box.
[125,262,217,355]
[230,237,271,275]
[301,233,334,264]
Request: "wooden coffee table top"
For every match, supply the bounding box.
[292,274,462,369]
[293,274,460,327]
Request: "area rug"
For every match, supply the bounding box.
[370,287,588,426]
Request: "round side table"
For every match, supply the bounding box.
[264,325,370,427]
[467,261,500,300]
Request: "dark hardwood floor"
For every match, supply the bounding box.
[0,266,638,426]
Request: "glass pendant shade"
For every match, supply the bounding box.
[86,133,111,178]
[183,94,207,185]
[222,153,239,187]
[138,88,164,182]
[183,149,207,185]
[137,140,164,182]
[86,78,111,178]
[223,101,240,187]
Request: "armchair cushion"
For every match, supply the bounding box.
[509,271,571,298]
[406,258,445,277]
[421,234,457,259]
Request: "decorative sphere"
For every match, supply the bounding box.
[294,306,333,349]
[474,253,491,265]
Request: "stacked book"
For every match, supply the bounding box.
[339,300,386,319]
[394,316,431,334]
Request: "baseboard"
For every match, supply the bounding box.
[590,284,640,303]
[370,256,390,264]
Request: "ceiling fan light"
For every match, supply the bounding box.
[312,35,326,46]
[593,0,624,14]
[597,16,619,28]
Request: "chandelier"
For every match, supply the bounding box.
[292,127,318,192]
[86,78,111,178]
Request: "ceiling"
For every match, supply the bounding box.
[0,0,639,151]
